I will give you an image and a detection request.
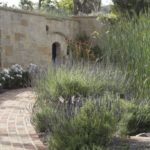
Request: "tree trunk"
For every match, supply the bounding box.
[38,0,42,9]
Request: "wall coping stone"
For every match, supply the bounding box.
[0,7,98,21]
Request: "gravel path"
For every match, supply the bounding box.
[0,88,46,150]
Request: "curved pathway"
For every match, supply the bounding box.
[0,88,46,150]
[1,88,150,150]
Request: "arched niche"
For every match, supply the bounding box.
[0,48,2,68]
[49,33,68,65]
[52,42,61,64]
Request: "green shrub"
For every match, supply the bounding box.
[117,98,150,136]
[97,13,119,24]
[81,146,104,150]
[123,104,150,135]
[48,99,117,150]
[33,107,53,133]
[117,100,137,136]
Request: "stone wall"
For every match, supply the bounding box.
[73,16,105,36]
[0,7,105,68]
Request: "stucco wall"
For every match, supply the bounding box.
[0,8,106,68]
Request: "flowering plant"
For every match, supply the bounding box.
[0,64,37,89]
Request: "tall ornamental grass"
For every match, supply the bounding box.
[101,14,150,98]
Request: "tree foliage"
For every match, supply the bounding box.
[113,0,150,15]
[73,0,101,15]
[57,0,73,12]
[39,0,56,11]
[19,0,33,10]
[37,0,101,15]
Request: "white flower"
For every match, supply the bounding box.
[10,64,24,74]
[16,74,22,78]
[59,96,65,103]
[2,68,9,74]
[28,63,38,74]
[5,74,10,78]
[2,77,5,81]
[71,96,75,104]
[106,30,110,34]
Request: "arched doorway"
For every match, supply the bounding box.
[52,42,61,64]
[0,48,2,68]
